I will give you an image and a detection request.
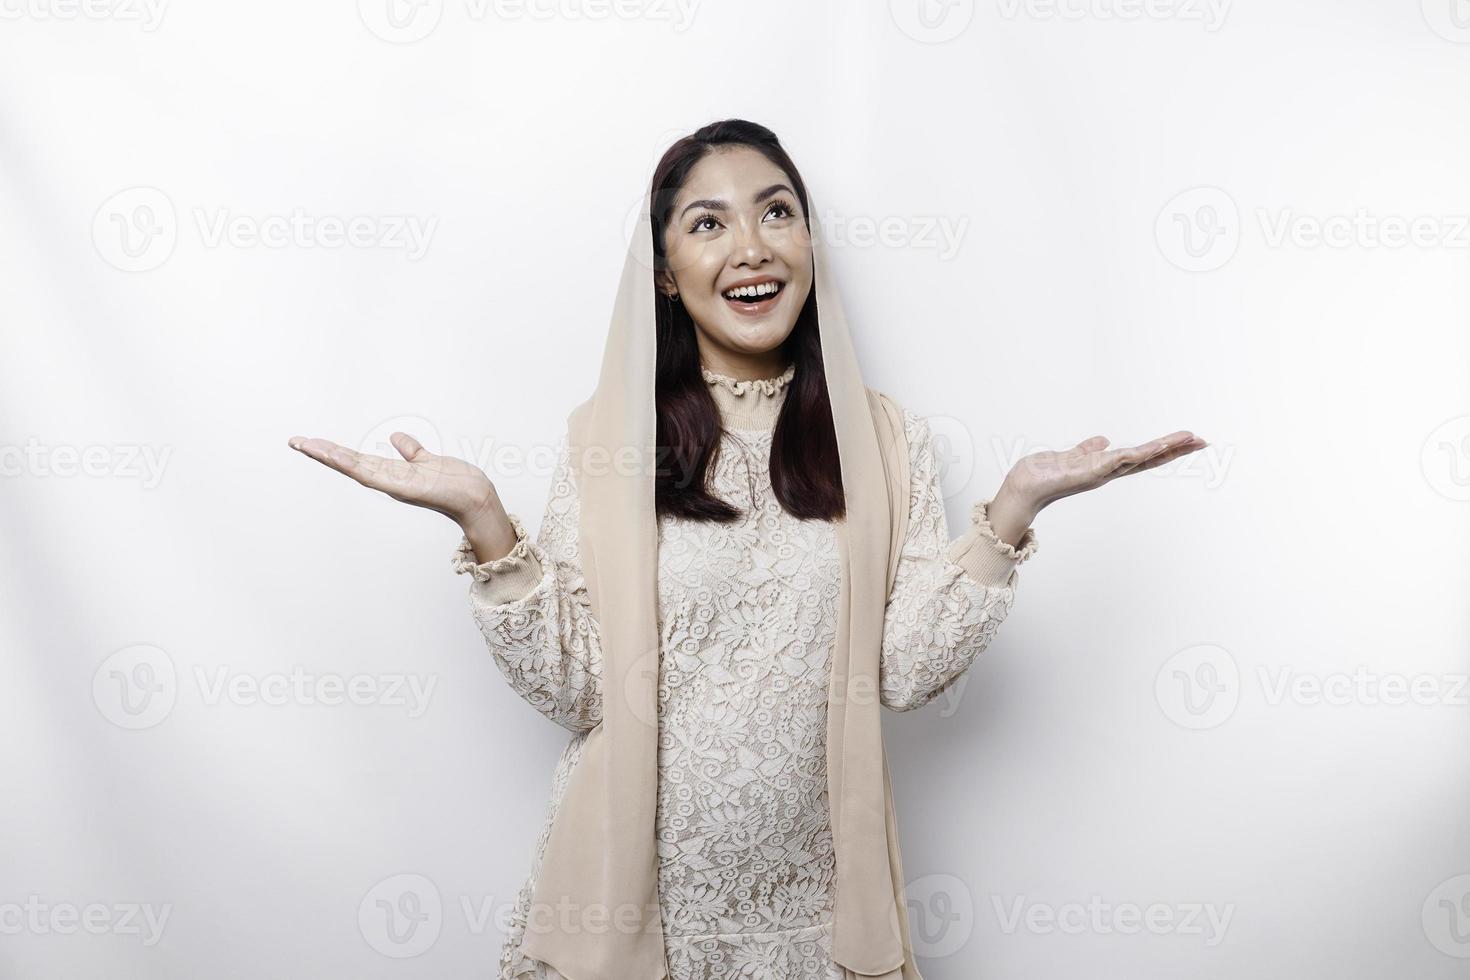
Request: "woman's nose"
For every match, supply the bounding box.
[730,219,772,265]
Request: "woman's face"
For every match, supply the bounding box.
[658,146,813,370]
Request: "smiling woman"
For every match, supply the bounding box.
[646,127,841,526]
[658,172,808,327]
[287,118,1203,980]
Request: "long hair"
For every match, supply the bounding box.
[651,119,845,523]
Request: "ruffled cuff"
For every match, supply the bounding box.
[946,498,1039,587]
[451,513,546,605]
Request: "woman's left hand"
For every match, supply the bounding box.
[986,430,1208,547]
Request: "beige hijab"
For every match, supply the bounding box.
[516,183,925,980]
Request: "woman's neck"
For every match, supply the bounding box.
[696,343,789,383]
[701,361,796,431]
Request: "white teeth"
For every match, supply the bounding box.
[723,281,781,300]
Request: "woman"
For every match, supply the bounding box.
[288,119,1204,980]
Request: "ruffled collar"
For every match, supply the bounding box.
[701,362,795,431]
[700,362,796,396]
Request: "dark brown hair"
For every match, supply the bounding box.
[651,119,845,524]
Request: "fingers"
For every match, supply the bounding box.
[1144,430,1197,454]
[1067,430,1194,465]
[1092,446,1144,477]
[1116,430,1193,463]
[1085,432,1187,477]
[287,436,351,468]
[1130,437,1207,473]
[389,431,430,463]
[1112,435,1207,477]
[1070,435,1110,454]
[288,435,403,493]
[290,433,429,466]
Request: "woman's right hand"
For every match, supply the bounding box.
[287,431,500,532]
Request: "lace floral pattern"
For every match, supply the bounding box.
[651,420,843,975]
[878,410,1033,712]
[456,395,1035,980]
[460,435,603,735]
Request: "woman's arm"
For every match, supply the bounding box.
[879,409,1038,712]
[876,402,1208,712]
[452,431,604,734]
[286,423,604,732]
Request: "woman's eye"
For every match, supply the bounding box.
[691,215,720,233]
[764,201,795,221]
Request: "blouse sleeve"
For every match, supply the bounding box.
[451,431,604,734]
[879,408,1039,712]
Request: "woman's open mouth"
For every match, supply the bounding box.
[721,279,784,316]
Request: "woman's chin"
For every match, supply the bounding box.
[715,305,793,340]
[715,319,794,351]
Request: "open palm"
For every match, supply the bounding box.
[1006,430,1207,510]
[286,432,496,524]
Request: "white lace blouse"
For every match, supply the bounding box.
[452,363,1038,980]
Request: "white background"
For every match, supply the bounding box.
[2,0,1469,977]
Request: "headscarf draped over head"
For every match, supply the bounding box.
[516,182,926,980]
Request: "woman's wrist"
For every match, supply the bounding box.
[985,480,1039,550]
[457,498,518,565]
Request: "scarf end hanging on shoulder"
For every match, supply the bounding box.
[515,187,926,980]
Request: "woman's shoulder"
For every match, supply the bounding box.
[864,385,903,416]
[863,387,926,439]
[563,396,597,441]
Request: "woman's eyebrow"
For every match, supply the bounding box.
[679,184,797,218]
